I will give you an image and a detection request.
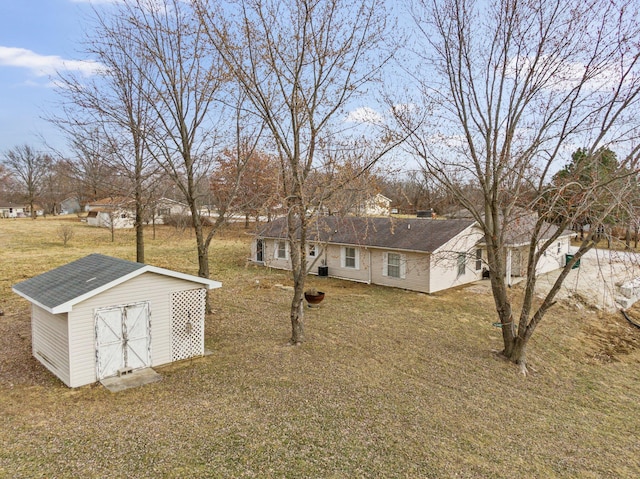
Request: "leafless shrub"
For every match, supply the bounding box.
[57,224,74,247]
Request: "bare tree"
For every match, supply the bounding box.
[40,158,74,215]
[2,145,51,219]
[62,132,124,210]
[197,0,396,343]
[101,0,258,283]
[0,164,14,200]
[396,0,640,373]
[53,5,161,263]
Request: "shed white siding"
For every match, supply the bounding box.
[67,272,205,388]
[31,305,71,386]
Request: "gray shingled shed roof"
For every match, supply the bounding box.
[13,253,221,314]
[258,216,477,253]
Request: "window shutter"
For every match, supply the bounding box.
[400,254,406,279]
[340,247,345,268]
[382,252,388,276]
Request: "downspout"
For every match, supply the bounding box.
[506,248,512,287]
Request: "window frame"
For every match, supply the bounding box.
[342,246,359,269]
[457,252,466,277]
[475,249,482,271]
[384,252,406,279]
[276,240,288,260]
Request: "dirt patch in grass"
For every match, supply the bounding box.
[1,217,640,478]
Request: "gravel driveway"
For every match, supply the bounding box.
[534,247,640,311]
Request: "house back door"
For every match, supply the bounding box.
[512,249,522,276]
[256,239,264,262]
[95,302,151,380]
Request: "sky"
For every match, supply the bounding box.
[0,0,111,155]
[0,0,397,161]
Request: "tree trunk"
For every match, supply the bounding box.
[135,200,144,263]
[194,218,209,279]
[290,282,305,344]
[287,205,307,344]
[504,336,528,374]
[625,226,631,249]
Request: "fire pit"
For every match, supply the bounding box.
[304,290,325,307]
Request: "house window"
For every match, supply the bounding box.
[475,249,482,271]
[557,242,561,254]
[386,253,405,279]
[276,240,287,259]
[309,244,316,257]
[120,213,128,219]
[457,252,466,276]
[158,208,171,216]
[343,247,359,269]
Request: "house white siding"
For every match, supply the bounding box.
[31,305,71,386]
[370,250,431,293]
[255,227,485,293]
[66,272,205,388]
[535,236,571,275]
[255,217,571,294]
[325,244,369,283]
[429,225,485,293]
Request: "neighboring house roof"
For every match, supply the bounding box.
[444,207,574,246]
[258,216,476,253]
[502,213,573,246]
[155,197,188,207]
[0,202,25,209]
[88,197,135,208]
[13,253,222,314]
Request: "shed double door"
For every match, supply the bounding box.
[95,302,151,380]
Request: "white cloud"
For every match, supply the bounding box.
[345,106,384,125]
[0,46,103,77]
[506,55,626,93]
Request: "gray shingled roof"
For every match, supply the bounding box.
[13,253,222,314]
[258,216,476,253]
[13,254,145,311]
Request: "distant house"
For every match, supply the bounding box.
[355,193,392,216]
[12,254,222,388]
[60,197,81,215]
[0,202,27,218]
[252,214,573,294]
[150,197,190,222]
[86,197,136,228]
[86,197,188,229]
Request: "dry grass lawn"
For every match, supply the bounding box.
[1,217,639,478]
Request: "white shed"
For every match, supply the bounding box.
[12,254,222,388]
